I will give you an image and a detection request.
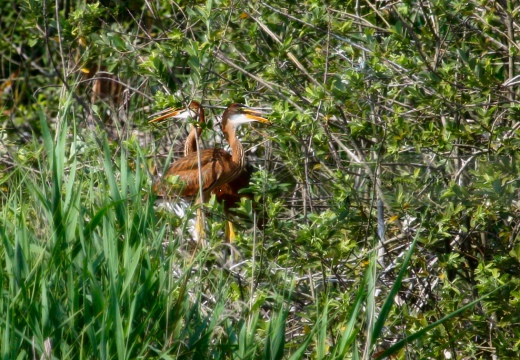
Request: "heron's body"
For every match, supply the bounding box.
[154,147,236,199]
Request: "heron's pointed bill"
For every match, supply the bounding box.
[149,107,194,124]
[240,108,271,124]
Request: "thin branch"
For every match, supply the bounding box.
[78,75,154,101]
[246,9,324,89]
[214,51,304,111]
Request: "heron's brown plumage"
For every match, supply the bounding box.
[153,147,232,198]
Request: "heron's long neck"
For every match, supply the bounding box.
[226,126,245,171]
[184,125,202,155]
[183,111,204,156]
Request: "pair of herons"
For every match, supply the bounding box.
[149,101,270,243]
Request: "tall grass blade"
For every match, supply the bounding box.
[102,135,125,226]
[263,285,294,360]
[263,307,288,360]
[331,260,371,359]
[316,300,328,359]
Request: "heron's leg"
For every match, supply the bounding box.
[225,221,236,243]
[194,197,207,247]
[223,221,238,265]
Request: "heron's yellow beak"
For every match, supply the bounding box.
[242,109,271,124]
[149,108,186,124]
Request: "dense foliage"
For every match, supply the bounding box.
[1,0,520,358]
